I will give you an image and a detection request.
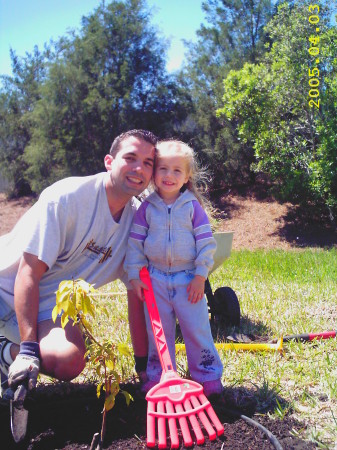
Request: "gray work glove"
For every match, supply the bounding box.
[8,341,40,391]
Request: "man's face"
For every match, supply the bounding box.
[104,136,155,198]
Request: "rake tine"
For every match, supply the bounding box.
[147,401,156,447]
[157,401,167,449]
[190,396,217,440]
[165,400,179,449]
[175,403,193,447]
[199,393,224,436]
[184,398,205,444]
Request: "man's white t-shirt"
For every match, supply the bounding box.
[0,172,138,319]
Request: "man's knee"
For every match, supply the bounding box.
[38,320,86,381]
[42,344,86,381]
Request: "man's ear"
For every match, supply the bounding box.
[104,154,114,171]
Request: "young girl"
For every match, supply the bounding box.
[124,140,223,397]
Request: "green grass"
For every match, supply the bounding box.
[211,249,337,337]
[82,249,337,448]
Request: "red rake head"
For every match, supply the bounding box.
[146,376,203,404]
[146,377,224,448]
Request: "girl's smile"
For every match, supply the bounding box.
[154,155,190,203]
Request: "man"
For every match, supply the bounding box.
[0,129,156,396]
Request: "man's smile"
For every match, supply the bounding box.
[126,175,143,185]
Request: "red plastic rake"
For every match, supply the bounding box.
[140,267,224,449]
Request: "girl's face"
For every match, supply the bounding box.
[154,154,190,203]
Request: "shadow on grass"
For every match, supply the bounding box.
[206,314,273,344]
[276,203,337,249]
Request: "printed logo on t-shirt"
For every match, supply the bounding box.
[82,239,112,263]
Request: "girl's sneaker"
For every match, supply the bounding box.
[203,379,224,397]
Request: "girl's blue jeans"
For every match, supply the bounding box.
[144,266,223,384]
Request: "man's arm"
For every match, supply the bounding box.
[8,253,48,390]
[14,252,48,341]
[124,201,149,284]
[127,289,148,358]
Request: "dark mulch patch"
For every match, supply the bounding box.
[1,382,315,450]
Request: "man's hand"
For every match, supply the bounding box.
[8,355,40,391]
[187,275,206,304]
[8,341,40,391]
[130,279,148,301]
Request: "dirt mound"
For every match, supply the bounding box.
[1,382,315,449]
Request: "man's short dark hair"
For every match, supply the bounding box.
[109,129,158,156]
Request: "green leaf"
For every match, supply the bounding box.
[105,359,115,371]
[58,280,73,293]
[55,288,71,305]
[110,380,120,396]
[104,393,115,412]
[121,390,134,406]
[51,305,59,323]
[117,343,131,357]
[75,290,82,310]
[60,313,69,329]
[82,294,95,317]
[77,279,96,293]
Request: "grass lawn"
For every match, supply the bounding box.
[80,248,337,449]
[210,249,337,448]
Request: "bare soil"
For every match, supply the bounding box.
[212,184,336,250]
[0,186,335,449]
[1,188,336,248]
[2,382,316,450]
[0,194,34,236]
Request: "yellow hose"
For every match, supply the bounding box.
[176,336,283,353]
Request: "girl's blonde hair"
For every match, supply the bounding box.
[155,140,210,209]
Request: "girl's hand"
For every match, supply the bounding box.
[187,275,206,303]
[130,279,148,301]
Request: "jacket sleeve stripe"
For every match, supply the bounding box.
[129,231,146,241]
[133,201,150,229]
[195,232,213,241]
[191,200,210,228]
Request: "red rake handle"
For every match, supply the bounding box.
[283,330,336,342]
[140,267,174,373]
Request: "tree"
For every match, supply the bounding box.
[0,47,47,196]
[0,0,188,195]
[180,0,273,184]
[310,25,337,222]
[217,0,337,221]
[23,0,182,193]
